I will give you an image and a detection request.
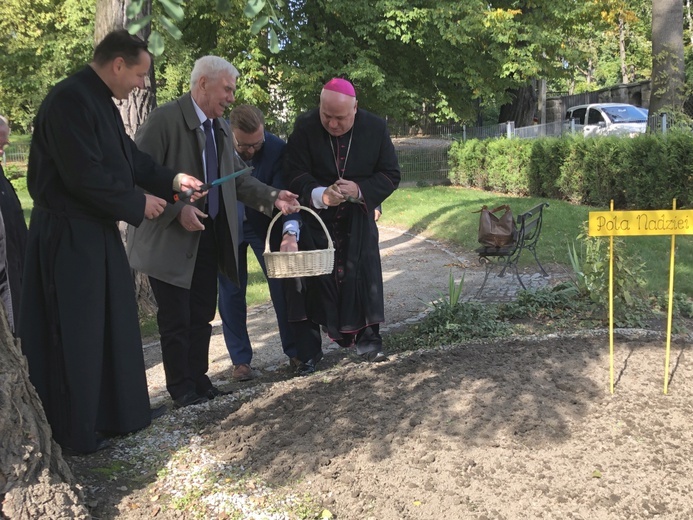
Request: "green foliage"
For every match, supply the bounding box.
[387,282,618,352]
[0,0,658,132]
[3,164,25,181]
[390,301,512,350]
[553,0,651,94]
[567,224,650,325]
[652,292,693,319]
[528,137,571,199]
[0,0,94,131]
[428,271,464,316]
[498,283,582,321]
[126,0,286,56]
[484,138,532,195]
[449,132,693,210]
[448,139,487,188]
[577,136,629,207]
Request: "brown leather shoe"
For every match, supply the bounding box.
[232,363,254,381]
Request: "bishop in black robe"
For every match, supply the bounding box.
[20,64,180,454]
[284,96,400,365]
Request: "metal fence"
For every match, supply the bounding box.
[2,143,30,164]
[8,114,677,184]
[393,139,452,183]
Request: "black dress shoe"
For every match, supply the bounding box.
[61,437,112,457]
[295,350,324,376]
[202,386,232,399]
[173,391,208,409]
[361,350,388,362]
[151,404,168,420]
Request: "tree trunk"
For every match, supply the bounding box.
[619,15,630,84]
[649,0,686,126]
[686,0,693,47]
[96,0,158,317]
[497,81,538,127]
[0,308,90,519]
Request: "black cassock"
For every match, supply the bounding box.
[284,108,400,345]
[0,164,28,333]
[20,66,177,454]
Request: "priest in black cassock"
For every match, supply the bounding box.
[283,78,401,375]
[19,30,204,455]
[0,116,28,335]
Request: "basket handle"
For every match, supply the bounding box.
[264,205,335,254]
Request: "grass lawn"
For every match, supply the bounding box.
[379,186,692,298]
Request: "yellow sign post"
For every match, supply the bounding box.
[588,200,693,394]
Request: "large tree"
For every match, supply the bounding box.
[0,307,89,519]
[649,0,686,121]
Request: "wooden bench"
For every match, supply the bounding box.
[474,202,550,297]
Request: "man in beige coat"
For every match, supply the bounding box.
[127,56,298,409]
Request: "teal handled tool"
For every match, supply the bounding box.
[174,165,254,202]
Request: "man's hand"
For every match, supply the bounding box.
[177,204,207,232]
[322,183,346,206]
[144,194,167,219]
[280,233,299,252]
[334,179,360,200]
[173,173,207,202]
[274,190,301,215]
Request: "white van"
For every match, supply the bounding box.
[565,103,648,137]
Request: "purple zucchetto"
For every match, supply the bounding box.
[323,78,356,97]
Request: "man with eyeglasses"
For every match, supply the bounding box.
[218,105,300,381]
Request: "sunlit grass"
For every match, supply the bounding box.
[380,186,692,297]
[12,176,691,306]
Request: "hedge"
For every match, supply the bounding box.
[448,131,692,209]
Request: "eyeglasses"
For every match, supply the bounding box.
[233,133,265,151]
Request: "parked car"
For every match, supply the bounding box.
[565,103,648,137]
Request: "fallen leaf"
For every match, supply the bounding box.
[413,500,422,506]
[321,509,334,519]
[592,470,602,478]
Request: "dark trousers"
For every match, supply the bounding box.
[291,321,381,363]
[149,221,218,400]
[217,222,297,365]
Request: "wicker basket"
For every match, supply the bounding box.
[264,206,335,278]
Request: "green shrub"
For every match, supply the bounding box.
[3,163,26,180]
[568,224,650,326]
[661,131,693,209]
[557,137,589,203]
[485,138,532,195]
[448,139,487,188]
[529,137,570,198]
[448,132,693,209]
[622,134,670,209]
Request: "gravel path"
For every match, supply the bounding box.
[142,225,570,405]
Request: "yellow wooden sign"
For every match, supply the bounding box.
[588,200,687,395]
[589,209,693,236]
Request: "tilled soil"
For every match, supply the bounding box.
[64,227,693,519]
[212,333,693,520]
[68,332,693,520]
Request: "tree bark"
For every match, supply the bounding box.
[686,0,693,46]
[649,0,686,125]
[619,15,630,84]
[497,82,538,127]
[0,307,89,519]
[96,0,158,317]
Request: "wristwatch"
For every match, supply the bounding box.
[283,230,298,237]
